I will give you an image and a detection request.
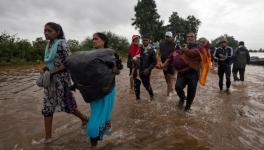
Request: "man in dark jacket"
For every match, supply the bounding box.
[232,41,250,82]
[134,35,157,101]
[175,32,201,112]
[158,31,176,97]
[213,39,233,92]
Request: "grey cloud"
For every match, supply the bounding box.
[0,0,263,49]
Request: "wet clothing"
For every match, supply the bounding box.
[159,41,176,75]
[87,87,115,141]
[127,53,132,69]
[134,73,154,99]
[176,69,199,109]
[174,43,201,110]
[232,46,250,81]
[198,46,212,86]
[232,67,245,81]
[218,65,231,90]
[127,53,133,76]
[42,39,77,117]
[167,50,189,71]
[139,46,157,71]
[213,46,233,90]
[134,45,156,99]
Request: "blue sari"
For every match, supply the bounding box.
[86,87,116,140]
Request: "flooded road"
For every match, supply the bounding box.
[0,64,263,150]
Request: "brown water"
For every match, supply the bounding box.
[0,64,264,150]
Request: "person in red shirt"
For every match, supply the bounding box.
[129,35,142,81]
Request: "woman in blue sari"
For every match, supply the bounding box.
[87,32,121,149]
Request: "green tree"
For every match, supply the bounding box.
[104,31,129,57]
[132,0,164,40]
[32,37,46,62]
[67,39,81,52]
[211,34,239,49]
[185,15,201,36]
[16,39,32,62]
[167,12,201,44]
[0,32,16,62]
[80,37,93,51]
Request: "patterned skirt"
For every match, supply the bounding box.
[42,76,77,117]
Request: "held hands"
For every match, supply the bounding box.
[219,54,225,61]
[143,68,150,75]
[161,63,167,69]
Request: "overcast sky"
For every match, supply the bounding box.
[0,0,263,49]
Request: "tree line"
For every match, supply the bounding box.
[1,0,262,65]
[0,31,129,65]
[132,0,201,45]
[132,0,262,51]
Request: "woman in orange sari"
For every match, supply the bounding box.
[198,37,212,86]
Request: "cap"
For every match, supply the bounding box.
[165,31,173,37]
[132,35,140,41]
[239,41,244,46]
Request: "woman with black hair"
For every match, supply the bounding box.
[40,22,87,143]
[85,32,122,149]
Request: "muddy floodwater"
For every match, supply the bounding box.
[0,64,264,150]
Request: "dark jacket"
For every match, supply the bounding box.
[233,46,250,68]
[139,46,157,71]
[159,41,176,62]
[213,46,233,66]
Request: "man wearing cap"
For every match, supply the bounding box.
[158,31,176,97]
[232,41,250,82]
[213,39,234,92]
[133,35,156,101]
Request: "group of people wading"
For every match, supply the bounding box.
[127,31,250,111]
[37,22,250,149]
[128,32,212,112]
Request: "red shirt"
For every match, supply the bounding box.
[129,44,142,58]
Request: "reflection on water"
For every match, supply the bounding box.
[0,64,263,150]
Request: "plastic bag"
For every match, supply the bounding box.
[64,48,117,103]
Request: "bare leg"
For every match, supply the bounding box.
[72,109,87,125]
[44,116,53,139]
[166,75,173,96]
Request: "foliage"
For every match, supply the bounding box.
[166,12,201,44]
[211,34,239,49]
[132,0,165,40]
[0,31,129,65]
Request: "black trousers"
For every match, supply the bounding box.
[232,66,245,81]
[218,65,231,90]
[134,72,154,99]
[175,69,199,107]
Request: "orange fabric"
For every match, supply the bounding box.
[199,47,212,86]
[155,51,162,69]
